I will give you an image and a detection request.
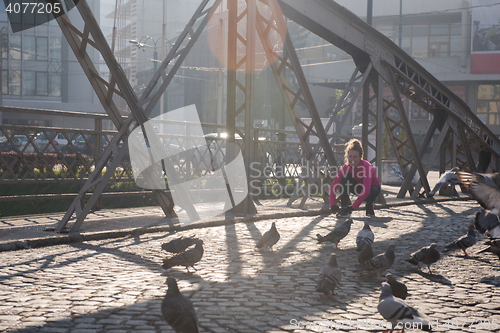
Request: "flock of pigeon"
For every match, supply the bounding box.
[158,168,500,333]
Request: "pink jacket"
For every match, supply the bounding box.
[329,160,380,210]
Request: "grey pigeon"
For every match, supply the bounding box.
[357,244,396,281]
[162,236,200,253]
[378,282,432,332]
[474,210,500,238]
[428,167,461,197]
[161,277,201,333]
[444,224,477,256]
[385,273,408,300]
[316,219,353,248]
[356,220,374,252]
[456,170,500,214]
[474,238,500,260]
[316,254,342,297]
[358,242,374,264]
[406,243,441,274]
[256,222,280,252]
[162,240,204,272]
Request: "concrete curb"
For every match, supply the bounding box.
[0,196,474,252]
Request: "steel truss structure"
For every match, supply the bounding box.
[52,0,500,231]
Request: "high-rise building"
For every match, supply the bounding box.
[0,0,105,127]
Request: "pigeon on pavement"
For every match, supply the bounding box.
[316,219,353,248]
[162,277,201,333]
[444,224,477,256]
[428,167,461,197]
[474,238,500,260]
[356,220,374,252]
[406,243,441,274]
[378,282,432,333]
[385,273,408,300]
[316,254,342,297]
[456,170,500,214]
[256,222,280,252]
[474,210,500,238]
[162,235,200,254]
[358,242,374,264]
[162,240,204,272]
[357,244,396,281]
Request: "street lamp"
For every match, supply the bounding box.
[129,36,173,116]
[129,36,160,73]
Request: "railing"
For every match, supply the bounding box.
[1,107,344,210]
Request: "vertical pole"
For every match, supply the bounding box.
[398,0,403,47]
[161,0,166,117]
[367,0,373,26]
[362,80,369,160]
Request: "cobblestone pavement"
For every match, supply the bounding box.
[1,201,499,333]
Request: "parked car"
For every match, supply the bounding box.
[74,134,107,156]
[25,132,73,153]
[0,135,28,152]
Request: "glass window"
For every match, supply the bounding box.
[476,85,500,125]
[23,71,35,95]
[478,85,494,99]
[450,35,461,57]
[2,69,7,95]
[477,101,488,113]
[376,24,395,40]
[9,35,21,60]
[401,38,411,55]
[9,70,20,95]
[411,36,428,58]
[489,114,498,125]
[36,36,48,61]
[412,25,428,37]
[36,72,48,95]
[0,7,8,22]
[430,23,448,36]
[23,35,35,61]
[429,36,449,57]
[49,72,61,97]
[450,22,461,35]
[49,37,61,60]
[491,101,499,114]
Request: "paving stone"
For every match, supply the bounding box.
[0,201,499,332]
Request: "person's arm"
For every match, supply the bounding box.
[352,164,372,210]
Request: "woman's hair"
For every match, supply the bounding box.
[344,138,363,162]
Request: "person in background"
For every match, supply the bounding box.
[329,138,381,217]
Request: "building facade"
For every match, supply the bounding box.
[0,0,105,128]
[304,0,500,138]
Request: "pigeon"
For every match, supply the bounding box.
[356,220,374,252]
[161,277,201,333]
[378,282,432,333]
[385,273,408,300]
[406,243,441,274]
[456,170,500,214]
[316,219,353,248]
[162,240,204,272]
[358,242,374,264]
[256,222,280,252]
[474,238,500,260]
[474,210,500,238]
[444,224,477,256]
[162,236,200,253]
[316,254,342,297]
[357,244,396,281]
[428,167,461,197]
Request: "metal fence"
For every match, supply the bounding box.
[0,107,345,208]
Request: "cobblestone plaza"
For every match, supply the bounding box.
[1,201,499,332]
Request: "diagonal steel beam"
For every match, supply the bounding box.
[385,65,430,197]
